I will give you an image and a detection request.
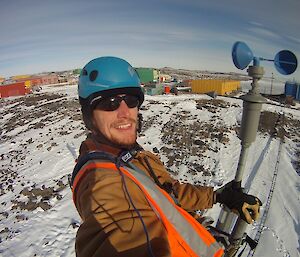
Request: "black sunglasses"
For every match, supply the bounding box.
[95,95,140,111]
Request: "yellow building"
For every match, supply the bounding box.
[25,80,31,89]
[0,77,5,84]
[11,75,31,81]
[190,79,240,95]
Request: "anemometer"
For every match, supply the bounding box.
[216,41,298,257]
[232,41,297,75]
[231,42,298,149]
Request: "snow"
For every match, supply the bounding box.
[0,83,299,257]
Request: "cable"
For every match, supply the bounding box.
[143,156,164,189]
[118,167,156,257]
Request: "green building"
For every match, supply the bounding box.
[135,68,160,84]
[73,68,82,75]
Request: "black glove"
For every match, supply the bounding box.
[215,180,262,224]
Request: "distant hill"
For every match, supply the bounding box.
[159,67,250,81]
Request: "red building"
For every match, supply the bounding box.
[39,74,59,85]
[0,82,31,98]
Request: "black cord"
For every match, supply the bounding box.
[143,156,164,189]
[118,167,156,257]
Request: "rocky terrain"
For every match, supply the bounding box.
[0,84,299,256]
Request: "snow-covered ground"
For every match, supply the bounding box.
[0,83,299,257]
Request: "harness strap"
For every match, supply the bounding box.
[71,149,172,192]
[71,151,117,188]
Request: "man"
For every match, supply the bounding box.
[71,56,261,257]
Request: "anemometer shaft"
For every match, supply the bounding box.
[235,146,250,182]
[218,65,265,256]
[234,65,265,183]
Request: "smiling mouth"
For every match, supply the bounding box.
[115,123,132,129]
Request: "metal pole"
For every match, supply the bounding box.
[235,146,250,182]
[216,64,265,256]
[270,73,274,95]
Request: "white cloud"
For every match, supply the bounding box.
[247,27,282,41]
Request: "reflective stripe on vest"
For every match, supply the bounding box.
[73,161,224,257]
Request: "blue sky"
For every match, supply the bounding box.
[1,0,299,81]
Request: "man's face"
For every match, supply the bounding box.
[92,96,139,147]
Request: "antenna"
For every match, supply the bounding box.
[232,41,298,74]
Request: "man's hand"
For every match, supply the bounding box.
[214,181,262,224]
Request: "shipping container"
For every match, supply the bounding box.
[164,85,171,94]
[190,80,240,95]
[0,82,29,98]
[284,82,297,98]
[296,83,300,101]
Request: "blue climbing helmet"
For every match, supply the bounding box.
[78,56,144,107]
[78,56,144,129]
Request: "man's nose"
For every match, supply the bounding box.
[117,100,130,117]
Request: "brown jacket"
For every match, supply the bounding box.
[74,134,215,257]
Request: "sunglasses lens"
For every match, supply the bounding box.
[124,95,139,108]
[95,98,117,111]
[95,95,139,111]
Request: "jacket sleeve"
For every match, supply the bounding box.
[135,151,214,212]
[172,182,214,211]
[74,166,170,257]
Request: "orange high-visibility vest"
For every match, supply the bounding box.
[72,160,224,257]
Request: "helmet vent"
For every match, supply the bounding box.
[89,70,98,81]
